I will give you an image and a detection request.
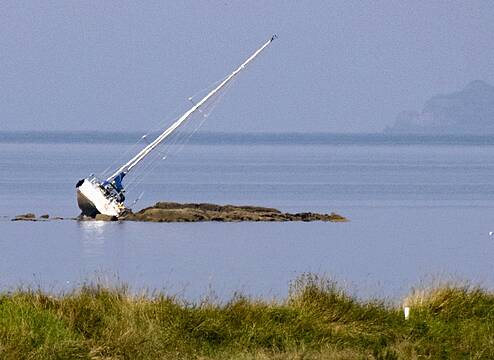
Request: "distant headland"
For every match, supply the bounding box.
[385,80,494,134]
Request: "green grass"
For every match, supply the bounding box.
[1,274,493,359]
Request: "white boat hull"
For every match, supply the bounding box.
[76,178,126,217]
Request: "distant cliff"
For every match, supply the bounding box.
[385,80,494,134]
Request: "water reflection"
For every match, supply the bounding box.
[77,221,128,281]
[78,220,107,259]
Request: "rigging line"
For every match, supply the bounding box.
[171,78,236,156]
[124,158,160,193]
[132,73,237,182]
[170,109,209,156]
[124,124,191,191]
[126,100,223,193]
[142,124,190,166]
[142,88,197,135]
[130,191,145,207]
[204,76,236,116]
[99,135,147,178]
[125,110,209,193]
[165,105,208,146]
[100,127,176,179]
[102,98,185,179]
[163,107,208,153]
[146,107,182,136]
[108,112,189,178]
[140,82,228,177]
[143,76,234,153]
[101,135,147,173]
[141,74,229,144]
[126,143,177,193]
[125,135,173,185]
[125,161,158,193]
[105,100,183,180]
[187,74,230,102]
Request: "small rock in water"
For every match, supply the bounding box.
[40,214,49,219]
[16,213,36,219]
[12,213,37,221]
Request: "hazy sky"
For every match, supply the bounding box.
[1,1,493,133]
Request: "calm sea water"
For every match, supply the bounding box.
[1,132,494,300]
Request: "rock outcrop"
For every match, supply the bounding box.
[122,202,347,223]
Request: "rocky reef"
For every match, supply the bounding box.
[122,202,347,222]
[12,202,347,223]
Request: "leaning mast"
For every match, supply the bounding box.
[107,35,277,182]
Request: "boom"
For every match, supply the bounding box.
[107,35,277,182]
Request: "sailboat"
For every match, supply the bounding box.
[76,35,277,217]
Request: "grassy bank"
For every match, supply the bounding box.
[1,274,493,359]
